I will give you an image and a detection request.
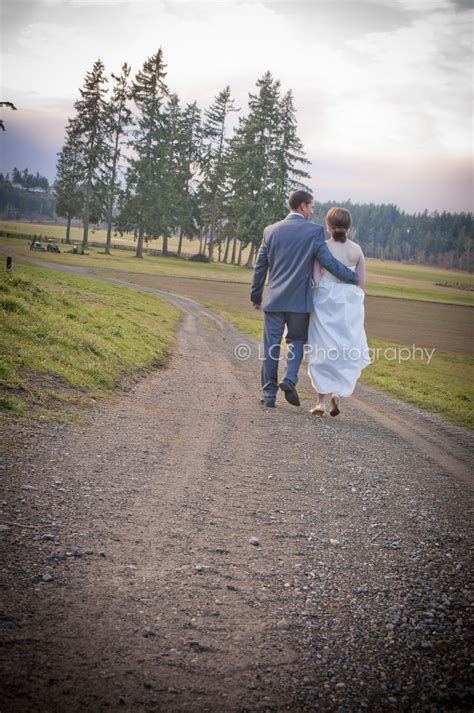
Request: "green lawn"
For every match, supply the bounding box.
[0,237,250,284]
[0,263,180,421]
[202,300,473,429]
[1,236,473,429]
[365,258,474,305]
[1,230,473,305]
[360,339,473,429]
[0,220,222,258]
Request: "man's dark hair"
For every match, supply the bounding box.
[288,190,313,211]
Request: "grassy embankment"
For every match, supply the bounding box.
[1,235,473,428]
[0,263,180,421]
[1,230,473,306]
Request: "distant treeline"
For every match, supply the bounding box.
[314,201,473,272]
[0,172,55,221]
[11,167,50,192]
[0,170,472,271]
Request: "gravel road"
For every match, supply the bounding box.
[0,258,473,712]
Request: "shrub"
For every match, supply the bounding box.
[189,253,210,263]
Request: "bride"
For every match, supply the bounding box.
[307,207,371,417]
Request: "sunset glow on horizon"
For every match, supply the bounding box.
[1,0,472,213]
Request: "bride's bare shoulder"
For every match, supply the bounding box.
[348,239,363,255]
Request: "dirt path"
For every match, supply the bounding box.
[1,257,473,712]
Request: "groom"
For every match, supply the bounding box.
[250,190,357,407]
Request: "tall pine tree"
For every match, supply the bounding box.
[104,63,133,255]
[275,90,310,208]
[160,92,182,256]
[117,49,169,258]
[73,59,110,249]
[227,72,282,266]
[228,73,310,267]
[200,86,238,262]
[55,118,84,244]
[176,101,202,257]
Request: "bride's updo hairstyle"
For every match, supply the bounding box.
[326,207,352,243]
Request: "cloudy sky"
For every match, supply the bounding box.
[1,0,472,213]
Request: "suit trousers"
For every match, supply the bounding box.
[261,311,310,402]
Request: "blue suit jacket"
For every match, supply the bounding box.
[250,213,357,312]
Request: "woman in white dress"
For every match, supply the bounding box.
[307,207,371,417]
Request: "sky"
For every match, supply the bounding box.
[0,0,473,214]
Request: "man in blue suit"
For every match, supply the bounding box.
[251,190,357,407]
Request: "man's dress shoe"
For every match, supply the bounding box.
[278,380,300,407]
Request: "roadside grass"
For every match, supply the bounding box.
[361,283,474,306]
[360,340,473,430]
[0,237,249,284]
[0,263,180,422]
[1,239,472,428]
[92,269,473,429]
[205,302,473,429]
[365,259,474,285]
[1,233,473,306]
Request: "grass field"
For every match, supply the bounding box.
[1,224,473,306]
[0,236,249,283]
[0,264,180,421]
[1,234,473,428]
[360,339,473,429]
[95,269,473,356]
[0,220,210,258]
[96,269,473,429]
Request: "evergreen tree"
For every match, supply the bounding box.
[11,168,22,185]
[104,63,133,255]
[73,59,110,249]
[227,72,284,266]
[275,90,310,205]
[160,92,182,256]
[55,119,84,244]
[117,49,169,258]
[200,86,238,261]
[11,167,49,191]
[176,101,202,257]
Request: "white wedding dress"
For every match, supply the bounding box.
[307,266,371,398]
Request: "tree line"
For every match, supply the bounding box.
[313,201,473,272]
[0,167,472,271]
[1,47,472,271]
[11,168,50,192]
[55,49,308,263]
[0,172,55,221]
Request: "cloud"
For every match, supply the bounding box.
[263,0,422,38]
[397,0,451,8]
[343,8,472,154]
[1,0,472,211]
[451,0,474,9]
